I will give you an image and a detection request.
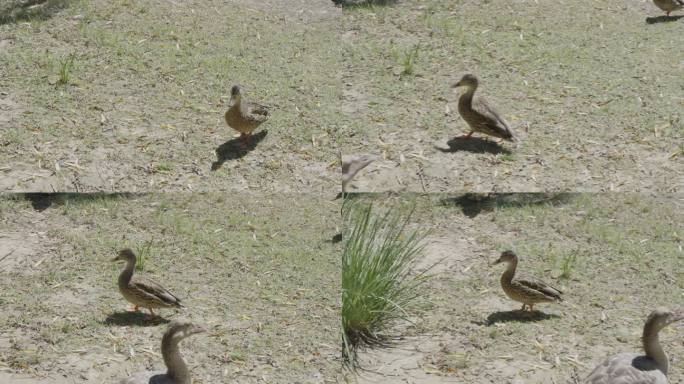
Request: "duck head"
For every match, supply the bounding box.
[492,250,518,266]
[452,73,479,90]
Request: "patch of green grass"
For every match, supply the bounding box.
[559,254,576,279]
[342,201,429,368]
[134,241,153,272]
[400,44,420,76]
[499,153,515,162]
[57,53,76,85]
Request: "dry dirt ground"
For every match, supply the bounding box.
[339,0,684,193]
[0,0,342,193]
[0,193,341,383]
[345,193,683,384]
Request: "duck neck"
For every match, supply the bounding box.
[500,259,517,284]
[162,335,190,384]
[117,259,135,287]
[643,322,668,374]
[460,85,477,103]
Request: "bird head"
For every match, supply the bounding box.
[492,250,517,266]
[647,307,684,332]
[230,84,243,100]
[452,73,479,90]
[112,248,136,263]
[167,321,207,341]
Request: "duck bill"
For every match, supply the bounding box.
[671,309,684,323]
[452,81,462,88]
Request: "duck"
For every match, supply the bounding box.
[452,74,516,142]
[492,250,563,311]
[119,321,206,384]
[224,85,270,145]
[113,249,183,317]
[653,0,684,16]
[584,308,684,384]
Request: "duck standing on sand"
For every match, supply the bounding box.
[492,250,563,312]
[113,248,183,317]
[224,85,270,146]
[452,74,516,143]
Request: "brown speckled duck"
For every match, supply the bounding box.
[584,308,684,384]
[119,321,206,384]
[492,250,563,311]
[113,249,183,317]
[653,0,684,16]
[452,74,516,142]
[224,85,270,145]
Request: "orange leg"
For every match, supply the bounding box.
[127,305,140,312]
[461,131,474,139]
[239,133,251,148]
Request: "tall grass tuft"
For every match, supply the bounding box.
[560,254,576,279]
[135,241,153,272]
[401,45,419,76]
[342,201,429,368]
[58,53,75,85]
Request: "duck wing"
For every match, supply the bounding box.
[471,95,516,140]
[515,273,563,301]
[130,276,183,307]
[584,353,665,384]
[245,101,271,123]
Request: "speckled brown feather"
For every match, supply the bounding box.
[224,99,270,135]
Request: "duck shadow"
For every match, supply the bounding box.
[646,15,684,24]
[436,137,511,155]
[103,311,170,327]
[333,0,397,8]
[439,192,575,218]
[473,310,560,326]
[211,130,268,171]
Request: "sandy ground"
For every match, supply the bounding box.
[339,0,684,193]
[0,0,343,193]
[0,193,342,383]
[345,193,684,384]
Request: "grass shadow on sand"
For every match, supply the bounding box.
[475,310,560,326]
[211,130,268,170]
[21,192,133,212]
[333,0,398,8]
[103,311,171,327]
[439,193,576,218]
[436,137,511,155]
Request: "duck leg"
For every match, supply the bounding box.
[520,303,527,311]
[127,305,140,312]
[456,131,474,140]
[147,308,157,317]
[238,133,251,148]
